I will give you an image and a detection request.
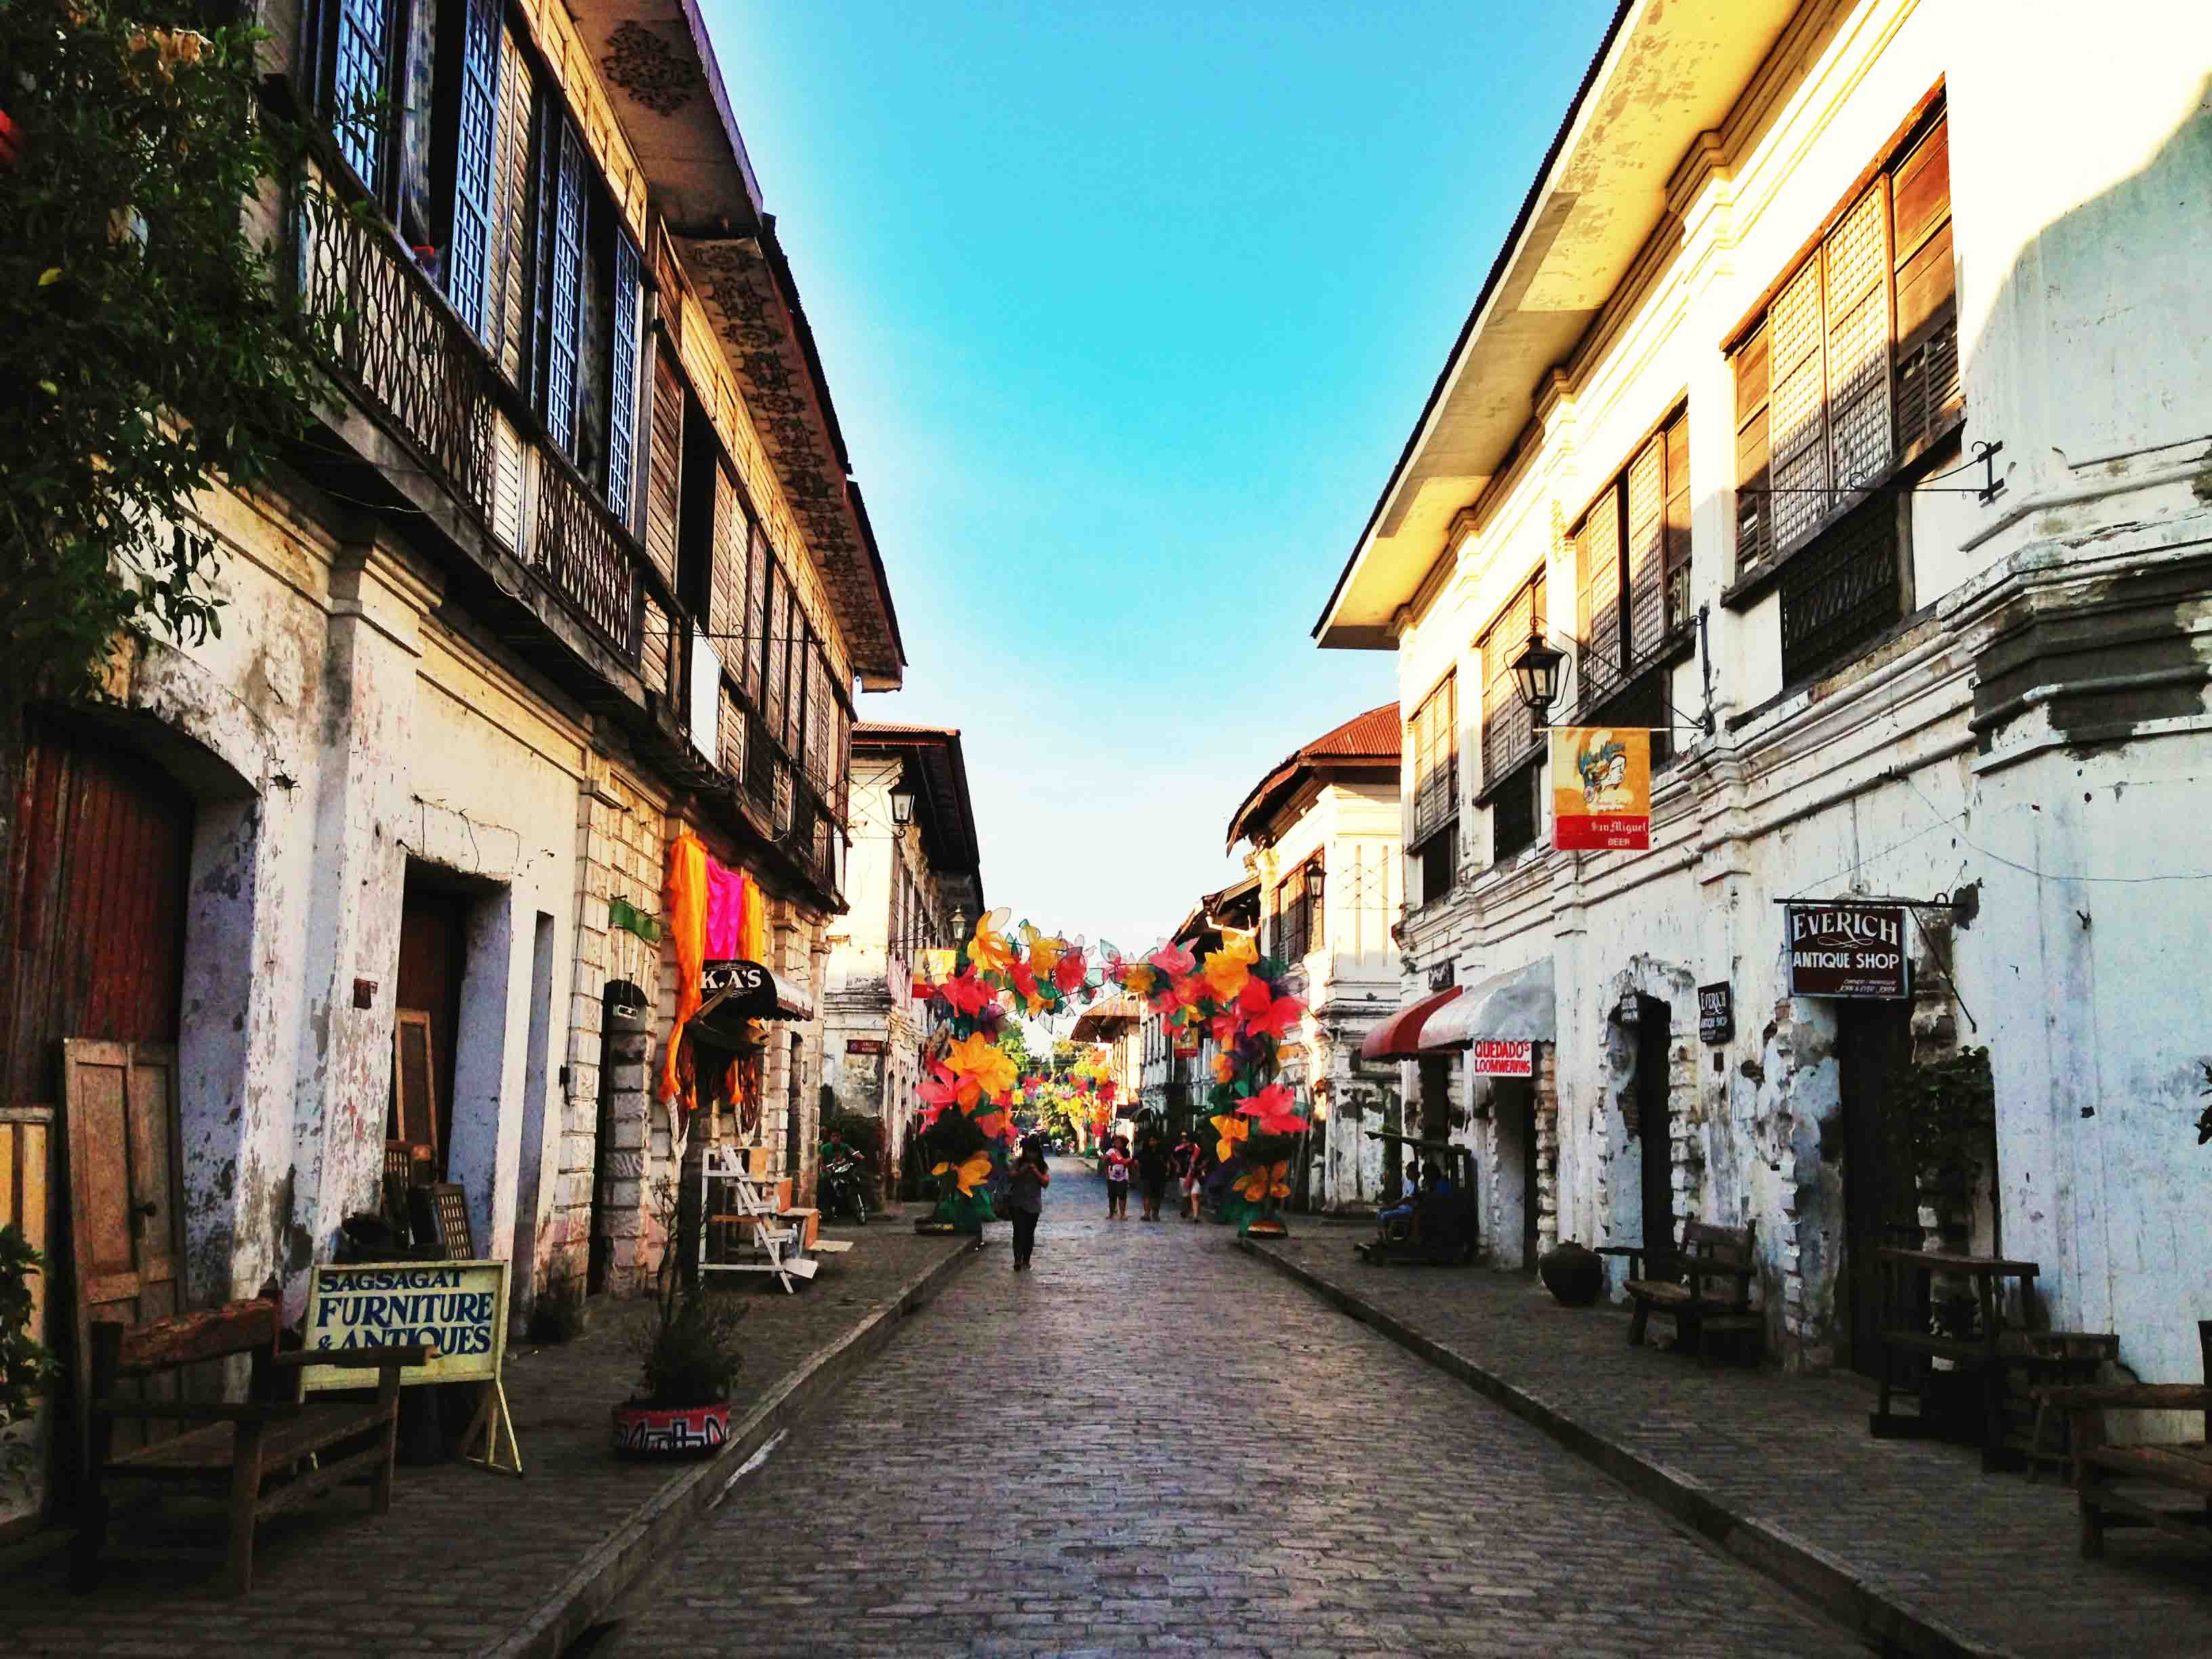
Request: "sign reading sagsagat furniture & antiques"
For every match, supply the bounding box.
[300,1258,521,1473]
[1784,903,1909,999]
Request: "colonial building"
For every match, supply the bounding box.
[821,725,983,1196]
[1319,0,2212,1382]
[1070,995,1145,1126]
[0,0,904,1527]
[1225,705,1404,1212]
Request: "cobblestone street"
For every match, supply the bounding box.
[586,1162,1860,1658]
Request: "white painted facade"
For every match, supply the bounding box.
[1324,0,2212,1385]
[1244,776,1406,1212]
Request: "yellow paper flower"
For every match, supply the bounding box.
[1233,1160,1292,1204]
[1212,1051,1237,1084]
[1202,944,1252,1004]
[945,1031,1018,1102]
[1122,963,1158,998]
[970,907,1015,974]
[1022,926,1066,980]
[1210,1111,1248,1164]
[930,1152,994,1195]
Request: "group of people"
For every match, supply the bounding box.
[1100,1124,1216,1223]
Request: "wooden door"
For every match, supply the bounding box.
[64,1040,185,1458]
[395,880,467,1176]
[1636,997,1675,1254]
[1839,1000,1917,1376]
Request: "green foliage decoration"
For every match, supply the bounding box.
[1,1225,60,1496]
[1881,1044,1996,1222]
[0,2,345,718]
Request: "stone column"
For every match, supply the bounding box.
[280,531,439,1318]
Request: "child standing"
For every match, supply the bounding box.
[1103,1134,1132,1218]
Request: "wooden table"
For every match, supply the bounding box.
[1870,1247,2040,1471]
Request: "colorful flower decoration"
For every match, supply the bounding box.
[1233,1160,1292,1205]
[969,907,1015,974]
[1210,1111,1250,1164]
[1236,1083,1306,1138]
[931,1152,994,1195]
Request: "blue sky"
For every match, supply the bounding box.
[706,0,1614,951]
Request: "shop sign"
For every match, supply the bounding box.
[844,1038,886,1054]
[1172,1028,1200,1057]
[1698,983,1734,1044]
[1786,903,1909,998]
[1470,1038,1533,1077]
[300,1259,508,1389]
[1551,726,1651,852]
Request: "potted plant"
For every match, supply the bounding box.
[611,1184,745,1456]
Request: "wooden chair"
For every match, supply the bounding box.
[73,1294,432,1596]
[1608,1221,1761,1364]
[2041,1319,2212,1559]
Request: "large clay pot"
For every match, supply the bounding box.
[1538,1240,1605,1307]
[611,1400,731,1457]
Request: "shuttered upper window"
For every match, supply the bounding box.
[1574,407,1690,709]
[1734,103,1959,574]
[1407,673,1458,848]
[1478,569,1547,790]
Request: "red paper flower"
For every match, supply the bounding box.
[1244,992,1306,1041]
[939,970,994,1017]
[1236,1083,1306,1136]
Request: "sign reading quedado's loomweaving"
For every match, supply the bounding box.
[300,1258,521,1474]
[1785,903,1909,999]
[1470,1038,1534,1077]
[1550,726,1651,851]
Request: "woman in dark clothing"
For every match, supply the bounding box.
[1006,1134,1050,1270]
[1134,1126,1170,1222]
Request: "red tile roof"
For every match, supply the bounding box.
[1225,702,1401,848]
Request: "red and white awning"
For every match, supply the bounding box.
[1358,986,1467,1061]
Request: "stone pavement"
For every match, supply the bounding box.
[1249,1227,2212,1659]
[3,1212,973,1658]
[584,1159,1862,1658]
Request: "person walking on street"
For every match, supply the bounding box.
[1006,1133,1050,1271]
[1103,1134,1132,1218]
[1177,1132,1208,1222]
[1135,1124,1170,1222]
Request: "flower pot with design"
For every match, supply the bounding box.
[611,1399,731,1457]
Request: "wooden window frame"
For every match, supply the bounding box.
[1475,567,1547,799]
[1572,405,1692,713]
[1727,94,1960,599]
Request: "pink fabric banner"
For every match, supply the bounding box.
[703,859,747,960]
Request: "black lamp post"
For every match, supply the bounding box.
[1508,630,1569,726]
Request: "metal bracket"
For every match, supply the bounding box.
[1973,440,2005,505]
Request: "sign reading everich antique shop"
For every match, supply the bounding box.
[1550,726,1651,851]
[300,1258,521,1473]
[1785,903,1909,998]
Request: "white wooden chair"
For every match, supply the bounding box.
[698,1145,818,1294]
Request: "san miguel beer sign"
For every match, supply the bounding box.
[1786,903,1909,999]
[1551,727,1651,852]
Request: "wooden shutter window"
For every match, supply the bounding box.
[1579,493,1622,707]
[1767,255,1829,554]
[1893,114,1959,455]
[743,520,769,706]
[1663,413,1692,635]
[1625,436,1665,667]
[1409,674,1456,843]
[757,562,781,727]
[445,0,501,341]
[492,28,533,386]
[643,355,682,586]
[1734,327,1773,571]
[1482,572,1544,782]
[541,119,586,455]
[331,0,392,188]
[1824,183,1895,501]
[710,463,743,647]
[607,233,642,526]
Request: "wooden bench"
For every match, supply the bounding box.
[1602,1222,1761,1364]
[74,1293,432,1596]
[2042,1319,2212,1559]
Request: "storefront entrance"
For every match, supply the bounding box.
[1839,999,1917,1376]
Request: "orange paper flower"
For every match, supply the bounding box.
[945,1031,1019,1102]
[931,1152,994,1195]
[1233,1160,1292,1204]
[969,907,1015,974]
[1210,1111,1249,1164]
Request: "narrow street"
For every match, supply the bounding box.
[582,1160,1860,1658]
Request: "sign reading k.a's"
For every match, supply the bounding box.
[1550,727,1651,851]
[1785,903,1909,998]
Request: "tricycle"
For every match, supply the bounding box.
[1355,1132,1478,1265]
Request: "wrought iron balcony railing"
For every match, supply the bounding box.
[297,192,495,515]
[295,188,648,668]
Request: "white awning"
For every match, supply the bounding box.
[1423,957,1556,1048]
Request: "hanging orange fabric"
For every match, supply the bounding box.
[741,872,768,963]
[661,831,709,1105]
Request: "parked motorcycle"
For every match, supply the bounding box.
[820,1152,869,1225]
